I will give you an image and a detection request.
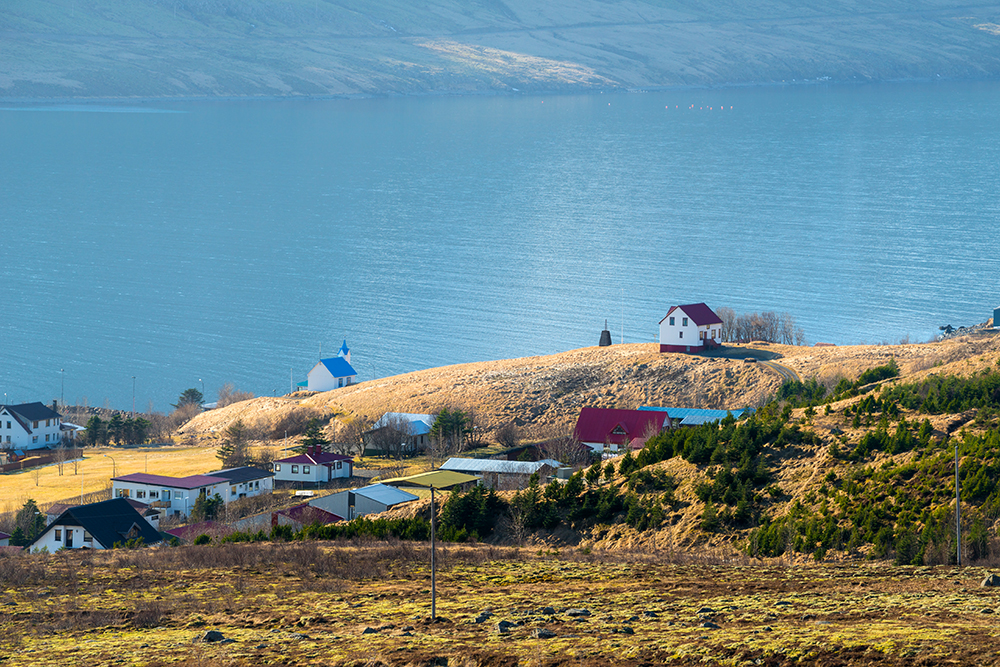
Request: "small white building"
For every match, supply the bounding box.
[364,412,436,455]
[309,484,418,520]
[306,340,358,392]
[0,402,63,450]
[27,498,162,551]
[659,303,723,353]
[273,446,353,485]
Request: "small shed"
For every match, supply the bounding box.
[309,484,418,520]
[440,457,563,490]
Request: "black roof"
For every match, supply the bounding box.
[1,402,60,422]
[209,466,274,483]
[37,497,162,549]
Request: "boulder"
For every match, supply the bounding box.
[982,574,1000,587]
[532,628,557,639]
[197,630,227,643]
[494,621,515,635]
[565,608,591,617]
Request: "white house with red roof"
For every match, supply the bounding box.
[659,303,723,353]
[111,466,273,518]
[573,407,668,453]
[273,445,353,485]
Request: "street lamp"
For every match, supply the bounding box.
[199,378,204,399]
[104,453,116,478]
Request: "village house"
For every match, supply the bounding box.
[27,498,162,551]
[440,457,564,490]
[273,503,343,531]
[273,446,353,485]
[573,407,668,453]
[0,531,9,547]
[309,483,418,520]
[306,340,358,391]
[659,303,723,353]
[0,401,63,450]
[47,497,162,530]
[364,412,436,455]
[111,467,272,518]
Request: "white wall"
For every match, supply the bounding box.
[659,307,702,348]
[0,411,62,450]
[274,461,326,483]
[32,524,102,551]
[113,481,225,517]
[310,490,350,518]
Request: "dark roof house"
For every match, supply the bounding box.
[27,498,163,551]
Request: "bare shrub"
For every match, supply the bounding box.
[271,408,323,440]
[217,383,255,408]
[332,415,371,458]
[493,421,521,449]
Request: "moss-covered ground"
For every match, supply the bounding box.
[3,542,1000,666]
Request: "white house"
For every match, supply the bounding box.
[659,303,723,353]
[364,412,436,455]
[112,473,228,518]
[207,466,275,501]
[306,340,358,392]
[273,446,353,485]
[27,498,162,551]
[0,402,62,450]
[309,483,418,520]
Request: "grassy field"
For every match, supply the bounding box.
[0,446,220,513]
[2,543,999,666]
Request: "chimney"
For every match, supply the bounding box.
[52,399,58,412]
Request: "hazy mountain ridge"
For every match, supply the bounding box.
[3,0,1000,99]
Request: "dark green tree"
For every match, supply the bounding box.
[173,388,204,409]
[107,414,126,445]
[296,418,330,453]
[217,419,252,467]
[430,408,471,455]
[190,493,224,521]
[12,499,46,546]
[84,415,109,447]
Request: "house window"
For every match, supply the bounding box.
[117,489,130,498]
[338,378,344,388]
[679,331,683,339]
[83,531,93,544]
[45,434,50,442]
[163,490,170,500]
[669,317,675,326]
[55,529,62,542]
[291,465,299,474]
[682,317,688,326]
[32,436,38,443]
[303,465,310,474]
[46,419,50,427]
[255,481,259,490]
[33,421,39,428]
[274,464,281,472]
[149,491,158,499]
[136,490,146,499]
[336,461,342,470]
[231,486,237,497]
[611,425,626,435]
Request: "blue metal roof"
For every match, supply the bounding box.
[354,484,418,507]
[638,406,753,425]
[320,356,357,378]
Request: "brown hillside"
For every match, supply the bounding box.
[181,334,1000,443]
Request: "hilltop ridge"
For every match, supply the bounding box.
[4,0,1000,99]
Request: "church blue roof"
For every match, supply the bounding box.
[320,356,357,378]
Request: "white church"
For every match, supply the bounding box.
[305,340,358,392]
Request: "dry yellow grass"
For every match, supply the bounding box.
[0,446,220,512]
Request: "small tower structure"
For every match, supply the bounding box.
[599,320,612,347]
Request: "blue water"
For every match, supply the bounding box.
[2,81,1000,412]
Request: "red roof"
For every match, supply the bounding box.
[277,503,343,526]
[573,408,666,447]
[275,452,353,467]
[659,303,722,327]
[112,473,227,489]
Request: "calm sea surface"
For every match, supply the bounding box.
[2,81,1000,412]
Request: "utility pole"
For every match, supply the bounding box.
[621,287,624,345]
[956,444,962,566]
[131,376,136,416]
[430,485,437,620]
[60,368,65,407]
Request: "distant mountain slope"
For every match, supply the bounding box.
[2,0,1000,99]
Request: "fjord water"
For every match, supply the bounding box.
[2,81,1000,411]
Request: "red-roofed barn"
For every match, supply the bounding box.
[573,407,667,453]
[659,303,723,353]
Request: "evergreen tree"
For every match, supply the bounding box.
[296,418,330,453]
[173,388,204,409]
[217,419,251,467]
[13,499,45,546]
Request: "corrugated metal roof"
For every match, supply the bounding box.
[372,412,435,436]
[638,406,752,423]
[440,458,563,475]
[354,484,419,506]
[379,470,480,489]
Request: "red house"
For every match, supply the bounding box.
[573,407,667,453]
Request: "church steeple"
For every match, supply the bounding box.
[338,339,350,363]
